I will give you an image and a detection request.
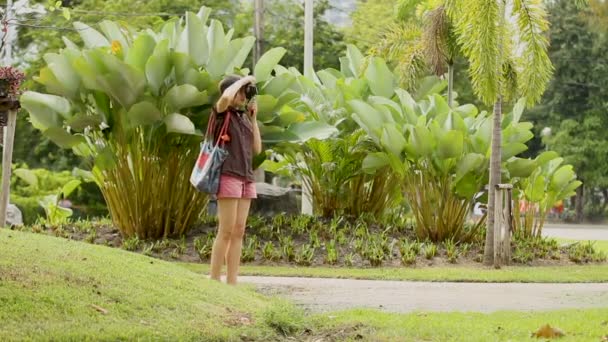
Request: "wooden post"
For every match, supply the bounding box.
[493,184,503,269]
[0,109,17,227]
[494,184,513,268]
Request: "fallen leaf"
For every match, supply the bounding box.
[601,335,608,342]
[91,304,108,315]
[532,324,565,339]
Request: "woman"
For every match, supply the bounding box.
[209,75,262,285]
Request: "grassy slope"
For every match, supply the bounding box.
[183,263,608,283]
[0,229,283,341]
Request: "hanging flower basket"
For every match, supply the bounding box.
[0,66,24,127]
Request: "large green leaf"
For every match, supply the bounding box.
[229,37,256,71]
[127,101,162,126]
[346,44,365,77]
[526,174,546,202]
[501,142,528,160]
[454,173,481,199]
[550,165,576,192]
[362,152,390,174]
[256,95,279,118]
[349,100,383,136]
[164,113,198,135]
[165,85,209,111]
[455,153,485,183]
[61,179,82,198]
[43,53,80,99]
[14,168,39,188]
[365,57,395,98]
[21,91,70,130]
[176,12,208,66]
[206,38,244,79]
[410,125,434,158]
[126,34,156,72]
[381,124,406,158]
[74,22,110,48]
[97,64,146,110]
[67,114,103,132]
[261,129,300,143]
[207,19,225,63]
[99,20,129,53]
[262,73,296,98]
[145,40,171,95]
[288,121,338,141]
[254,48,287,83]
[43,127,86,148]
[535,151,559,166]
[438,130,464,159]
[505,158,537,178]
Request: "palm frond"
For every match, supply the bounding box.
[450,0,500,105]
[397,0,425,21]
[512,0,553,105]
[374,23,427,91]
[574,0,589,8]
[423,5,449,76]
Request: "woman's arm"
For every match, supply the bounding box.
[216,76,256,113]
[248,101,263,155]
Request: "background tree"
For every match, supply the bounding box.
[532,0,608,221]
[260,0,346,72]
[345,0,397,53]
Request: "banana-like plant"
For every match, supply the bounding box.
[351,73,537,242]
[263,45,417,218]
[20,7,334,239]
[506,151,582,238]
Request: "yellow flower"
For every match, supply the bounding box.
[111,40,122,55]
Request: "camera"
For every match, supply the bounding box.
[244,84,258,100]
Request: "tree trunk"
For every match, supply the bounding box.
[447,63,454,108]
[483,97,502,265]
[601,188,608,212]
[576,185,584,223]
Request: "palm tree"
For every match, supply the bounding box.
[446,0,553,264]
[372,0,459,107]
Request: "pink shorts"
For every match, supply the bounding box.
[217,174,257,199]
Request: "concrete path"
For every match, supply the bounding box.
[240,224,608,314]
[543,223,608,241]
[243,276,608,313]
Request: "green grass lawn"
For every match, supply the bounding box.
[0,229,294,341]
[182,263,608,283]
[313,308,608,342]
[2,228,608,341]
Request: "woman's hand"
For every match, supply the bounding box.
[247,100,258,120]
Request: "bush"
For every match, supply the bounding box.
[7,165,106,225]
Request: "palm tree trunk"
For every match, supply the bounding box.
[447,63,454,108]
[483,96,502,265]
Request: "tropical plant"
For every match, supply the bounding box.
[294,244,315,266]
[446,0,554,264]
[13,167,92,225]
[325,240,338,265]
[355,82,535,242]
[21,7,333,239]
[507,151,582,238]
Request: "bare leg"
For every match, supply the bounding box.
[226,199,252,285]
[209,198,239,281]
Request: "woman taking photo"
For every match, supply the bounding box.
[209,75,262,285]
